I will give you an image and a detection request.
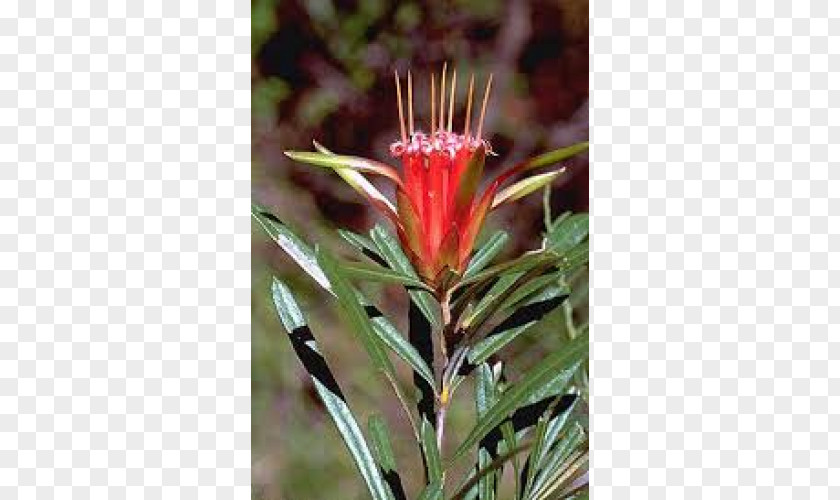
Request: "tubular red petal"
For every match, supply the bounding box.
[453,145,486,219]
[396,187,432,276]
[457,181,496,269]
[427,149,446,254]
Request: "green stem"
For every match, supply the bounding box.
[543,184,553,232]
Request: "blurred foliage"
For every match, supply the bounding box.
[253,1,588,498]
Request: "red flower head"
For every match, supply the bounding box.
[286,65,588,293]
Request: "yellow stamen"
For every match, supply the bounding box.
[447,67,457,132]
[476,73,493,140]
[464,73,475,137]
[439,62,447,131]
[430,72,436,134]
[394,70,406,144]
[407,70,414,136]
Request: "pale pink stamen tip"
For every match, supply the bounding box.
[389,130,491,158]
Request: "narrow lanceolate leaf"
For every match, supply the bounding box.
[299,142,400,218]
[519,142,588,172]
[271,278,391,500]
[420,419,443,486]
[544,213,588,253]
[536,399,579,468]
[317,248,419,435]
[338,229,387,266]
[527,428,586,500]
[476,363,498,500]
[483,142,589,202]
[463,230,509,280]
[522,398,579,497]
[252,205,331,292]
[462,272,524,330]
[468,323,532,366]
[456,250,558,290]
[255,212,432,394]
[317,249,392,371]
[344,261,432,291]
[285,149,404,186]
[368,415,408,500]
[368,415,399,472]
[417,481,444,500]
[370,224,440,328]
[335,166,399,216]
[466,284,567,367]
[498,273,566,314]
[491,169,565,209]
[500,422,520,497]
[463,258,558,334]
[449,331,588,464]
[365,304,436,393]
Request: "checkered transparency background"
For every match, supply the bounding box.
[0,0,837,497]
[591,0,839,498]
[0,1,250,498]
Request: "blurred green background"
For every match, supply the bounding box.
[252,1,589,498]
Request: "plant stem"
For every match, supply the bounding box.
[436,399,448,448]
[436,290,453,450]
[543,184,553,231]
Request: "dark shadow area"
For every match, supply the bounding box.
[288,326,346,401]
[380,467,409,500]
[409,302,436,426]
[459,294,567,376]
[479,394,577,457]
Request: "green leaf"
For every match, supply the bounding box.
[420,419,443,485]
[476,364,498,500]
[366,305,436,394]
[522,398,579,497]
[368,415,407,500]
[497,273,567,313]
[462,272,523,329]
[518,142,589,174]
[338,229,386,263]
[468,323,532,366]
[255,212,435,399]
[417,481,443,500]
[500,422,520,497]
[456,250,559,290]
[344,261,433,291]
[463,263,561,333]
[271,278,391,500]
[285,149,403,185]
[317,248,420,436]
[491,169,565,209]
[252,205,332,292]
[465,284,568,368]
[370,224,440,328]
[463,230,509,280]
[317,248,391,372]
[527,427,586,500]
[449,332,588,464]
[544,214,588,253]
[368,415,398,472]
[305,141,401,221]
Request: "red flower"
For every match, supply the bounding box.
[286,66,588,292]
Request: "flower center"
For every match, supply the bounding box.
[389,131,490,159]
